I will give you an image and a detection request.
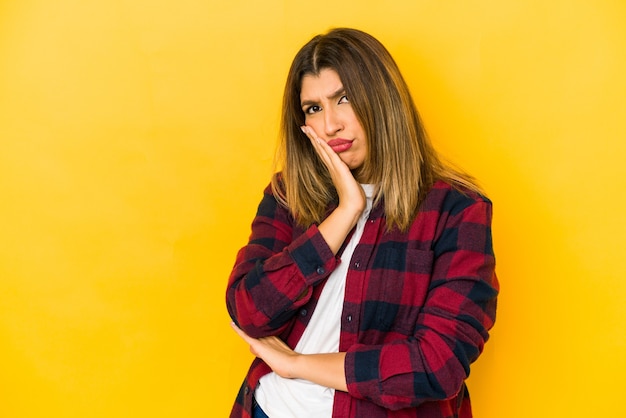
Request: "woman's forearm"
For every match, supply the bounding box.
[292,352,348,392]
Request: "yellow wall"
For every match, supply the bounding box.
[1,1,624,416]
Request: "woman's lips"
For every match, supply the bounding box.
[327,138,353,153]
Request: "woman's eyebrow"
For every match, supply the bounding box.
[326,86,346,100]
[301,86,346,108]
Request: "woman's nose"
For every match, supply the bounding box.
[323,109,343,136]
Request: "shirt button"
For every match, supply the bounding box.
[300,309,308,317]
[354,262,360,268]
[347,315,353,322]
[244,386,249,395]
[316,266,325,275]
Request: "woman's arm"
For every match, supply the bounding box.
[343,194,498,410]
[226,127,365,338]
[225,188,337,338]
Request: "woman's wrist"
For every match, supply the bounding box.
[318,206,361,254]
[334,204,363,228]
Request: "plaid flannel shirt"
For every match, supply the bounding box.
[226,179,498,418]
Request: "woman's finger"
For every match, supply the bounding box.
[302,126,332,166]
[302,125,351,176]
[230,322,254,345]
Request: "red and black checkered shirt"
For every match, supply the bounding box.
[226,179,499,418]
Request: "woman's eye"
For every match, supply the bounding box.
[338,95,349,104]
[305,105,321,114]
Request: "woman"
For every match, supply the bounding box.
[226,28,498,418]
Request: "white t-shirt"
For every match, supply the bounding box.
[255,184,375,418]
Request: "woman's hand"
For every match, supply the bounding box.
[301,126,366,218]
[231,322,299,378]
[301,126,366,254]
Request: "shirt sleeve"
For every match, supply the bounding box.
[344,191,499,410]
[226,182,338,338]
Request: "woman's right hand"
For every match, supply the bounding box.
[301,125,366,254]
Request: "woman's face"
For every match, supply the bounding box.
[300,68,368,175]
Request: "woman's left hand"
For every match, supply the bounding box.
[230,322,299,379]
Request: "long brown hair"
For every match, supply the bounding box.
[272,28,482,231]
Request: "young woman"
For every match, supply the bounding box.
[226,28,498,418]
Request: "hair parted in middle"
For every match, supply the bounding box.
[271,27,480,231]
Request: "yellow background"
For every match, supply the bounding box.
[1,0,624,416]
